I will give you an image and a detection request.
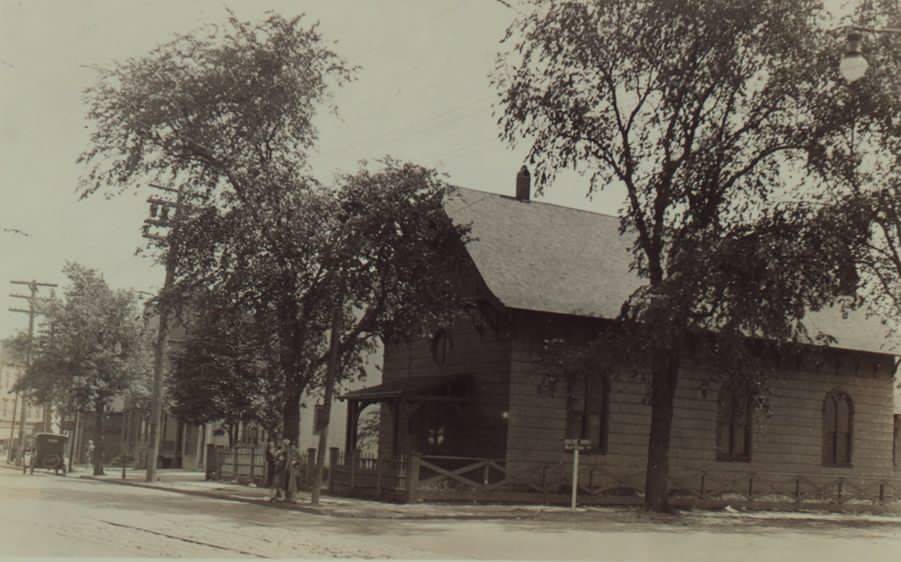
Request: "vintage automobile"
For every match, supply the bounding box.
[26,433,68,475]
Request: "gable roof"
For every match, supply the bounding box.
[445,186,898,357]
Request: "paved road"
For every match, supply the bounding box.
[4,468,901,560]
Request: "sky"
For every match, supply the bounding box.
[0,0,858,340]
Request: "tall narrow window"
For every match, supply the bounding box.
[823,391,853,466]
[716,385,752,462]
[313,404,327,435]
[894,415,901,468]
[566,374,609,453]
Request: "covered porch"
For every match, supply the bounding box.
[340,374,476,459]
[333,374,510,502]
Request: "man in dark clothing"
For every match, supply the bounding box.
[270,441,288,502]
[264,441,276,488]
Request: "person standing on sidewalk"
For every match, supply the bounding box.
[270,441,288,502]
[264,441,275,486]
[265,441,277,500]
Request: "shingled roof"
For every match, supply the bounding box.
[445,186,897,357]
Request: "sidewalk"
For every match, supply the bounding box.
[75,470,901,525]
[78,468,569,520]
[10,461,901,525]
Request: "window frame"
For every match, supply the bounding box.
[430,328,452,365]
[822,390,854,467]
[894,415,901,469]
[565,374,610,455]
[715,385,753,463]
[312,404,327,435]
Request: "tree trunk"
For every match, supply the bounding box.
[276,289,305,446]
[175,419,184,469]
[643,343,681,512]
[282,384,302,445]
[93,401,105,476]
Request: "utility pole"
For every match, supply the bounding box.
[6,363,20,462]
[7,392,17,461]
[142,183,186,482]
[36,314,55,432]
[311,306,342,506]
[9,280,57,463]
[67,410,79,472]
[5,361,21,462]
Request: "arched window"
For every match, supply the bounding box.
[823,391,853,466]
[716,385,752,462]
[430,328,452,365]
[566,374,609,454]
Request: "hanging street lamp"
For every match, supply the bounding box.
[837,24,901,83]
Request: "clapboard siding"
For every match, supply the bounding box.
[505,311,897,492]
[379,312,512,459]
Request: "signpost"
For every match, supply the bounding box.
[564,438,592,510]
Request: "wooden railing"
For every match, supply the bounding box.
[525,463,901,508]
[328,451,509,502]
[217,447,901,509]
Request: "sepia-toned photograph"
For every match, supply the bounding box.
[0,1,899,560]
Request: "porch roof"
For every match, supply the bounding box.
[339,374,471,402]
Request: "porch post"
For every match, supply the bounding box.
[349,403,361,454]
[328,447,339,494]
[391,400,400,459]
[375,455,384,497]
[344,400,356,454]
[406,453,421,503]
[395,399,406,458]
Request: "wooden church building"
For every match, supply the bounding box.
[337,171,900,506]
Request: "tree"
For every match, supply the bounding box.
[79,13,470,445]
[495,0,871,511]
[13,264,151,475]
[167,158,468,445]
[804,0,901,339]
[168,294,286,437]
[78,12,353,445]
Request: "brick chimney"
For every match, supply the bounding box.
[515,165,531,202]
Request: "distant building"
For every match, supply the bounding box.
[297,340,383,457]
[0,343,43,452]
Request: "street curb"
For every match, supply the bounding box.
[77,476,536,521]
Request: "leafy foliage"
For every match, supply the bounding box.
[13,264,151,410]
[11,264,151,474]
[168,298,284,434]
[803,1,901,341]
[494,0,878,510]
[80,13,471,443]
[78,12,354,199]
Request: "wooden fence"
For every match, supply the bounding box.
[521,464,901,510]
[214,445,323,488]
[328,452,901,509]
[328,451,510,503]
[212,446,901,510]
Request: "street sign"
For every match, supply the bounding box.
[563,438,592,451]
[564,438,592,510]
